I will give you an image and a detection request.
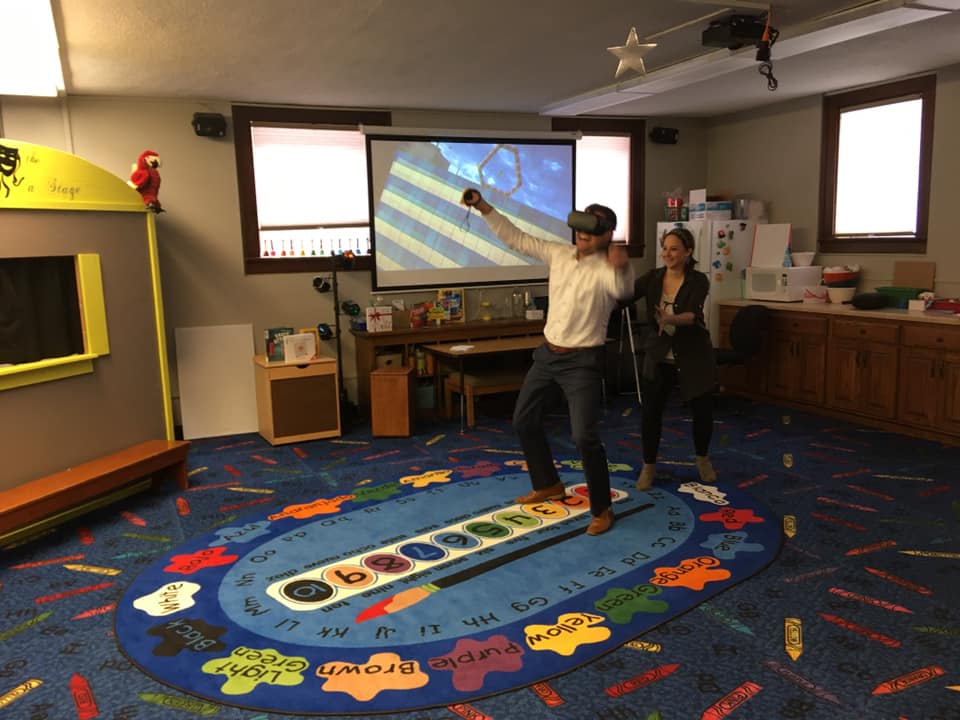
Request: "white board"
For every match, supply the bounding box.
[175,324,258,439]
[751,223,792,268]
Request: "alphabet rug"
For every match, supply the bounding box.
[114,463,781,715]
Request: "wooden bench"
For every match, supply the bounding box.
[0,439,191,544]
[444,370,526,428]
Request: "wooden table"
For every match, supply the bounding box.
[421,335,544,433]
[350,318,545,412]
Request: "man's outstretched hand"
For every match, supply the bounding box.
[462,188,492,215]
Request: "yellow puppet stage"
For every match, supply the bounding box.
[0,139,174,502]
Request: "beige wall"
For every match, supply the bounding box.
[0,99,579,416]
[707,64,960,296]
[642,119,710,266]
[2,66,957,419]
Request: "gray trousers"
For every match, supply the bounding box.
[512,344,610,516]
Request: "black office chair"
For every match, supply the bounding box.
[715,304,770,410]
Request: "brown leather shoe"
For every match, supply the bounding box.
[515,481,567,504]
[585,508,614,535]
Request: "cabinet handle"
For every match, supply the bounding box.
[931,363,936,378]
[941,362,945,379]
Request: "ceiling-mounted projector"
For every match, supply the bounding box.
[702,14,768,50]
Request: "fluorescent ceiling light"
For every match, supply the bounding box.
[909,0,960,9]
[542,0,950,116]
[0,0,65,97]
[541,89,654,116]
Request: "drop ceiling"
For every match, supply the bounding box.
[53,0,960,118]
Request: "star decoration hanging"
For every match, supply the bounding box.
[608,27,658,79]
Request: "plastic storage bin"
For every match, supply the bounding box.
[875,287,926,309]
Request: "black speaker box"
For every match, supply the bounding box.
[650,127,679,145]
[192,112,227,137]
[852,292,888,310]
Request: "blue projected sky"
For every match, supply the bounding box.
[367,134,573,289]
[434,141,571,219]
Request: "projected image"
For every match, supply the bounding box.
[367,135,574,290]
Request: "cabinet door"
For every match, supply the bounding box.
[765,333,796,400]
[938,352,960,435]
[861,343,899,419]
[794,334,826,405]
[826,340,860,412]
[897,348,939,428]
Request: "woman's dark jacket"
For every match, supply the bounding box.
[632,267,717,400]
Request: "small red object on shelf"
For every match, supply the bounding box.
[929,299,960,313]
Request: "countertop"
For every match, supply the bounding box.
[719,299,960,325]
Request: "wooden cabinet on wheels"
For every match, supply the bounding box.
[253,356,341,444]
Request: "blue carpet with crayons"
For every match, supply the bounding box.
[112,460,781,715]
[1,394,959,720]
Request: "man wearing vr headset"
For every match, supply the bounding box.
[462,189,635,535]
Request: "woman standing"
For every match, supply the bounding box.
[633,227,718,489]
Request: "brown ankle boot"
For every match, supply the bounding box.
[585,508,614,535]
[515,481,566,504]
[696,456,717,483]
[636,464,656,490]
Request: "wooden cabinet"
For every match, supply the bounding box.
[253,356,340,444]
[898,325,960,434]
[370,366,415,437]
[766,314,826,405]
[716,301,960,445]
[351,319,544,411]
[826,318,899,419]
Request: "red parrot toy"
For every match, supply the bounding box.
[128,149,164,213]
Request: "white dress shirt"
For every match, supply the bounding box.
[484,208,635,348]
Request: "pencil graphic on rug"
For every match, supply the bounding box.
[355,502,654,623]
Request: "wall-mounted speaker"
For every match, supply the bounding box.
[191,112,227,137]
[650,126,679,144]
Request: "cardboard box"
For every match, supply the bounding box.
[689,201,732,220]
[365,305,393,333]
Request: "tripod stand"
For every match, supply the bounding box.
[614,304,642,404]
[328,255,362,430]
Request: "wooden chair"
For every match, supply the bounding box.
[444,370,526,428]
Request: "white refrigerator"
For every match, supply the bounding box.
[654,220,759,344]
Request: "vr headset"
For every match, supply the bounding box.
[567,210,614,236]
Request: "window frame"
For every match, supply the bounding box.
[818,74,935,254]
[233,105,391,275]
[551,117,646,257]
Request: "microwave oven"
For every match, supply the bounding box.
[746,266,823,302]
